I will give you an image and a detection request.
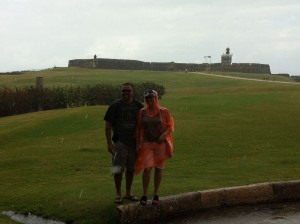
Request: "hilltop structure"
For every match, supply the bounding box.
[68,48,271,74]
[221,47,233,66]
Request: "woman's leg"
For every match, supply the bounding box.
[153,167,162,195]
[142,167,152,196]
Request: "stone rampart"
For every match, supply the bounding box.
[68,58,271,74]
[68,59,94,68]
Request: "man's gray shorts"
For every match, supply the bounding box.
[112,141,136,174]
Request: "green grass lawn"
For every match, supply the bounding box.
[0,213,20,224]
[0,68,300,223]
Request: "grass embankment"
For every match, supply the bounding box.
[0,68,300,223]
[0,214,19,224]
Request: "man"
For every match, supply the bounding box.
[104,83,144,203]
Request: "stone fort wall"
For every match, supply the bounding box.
[68,58,271,74]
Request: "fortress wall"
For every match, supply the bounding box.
[148,62,170,71]
[225,63,271,74]
[187,63,209,72]
[94,58,146,70]
[68,59,94,68]
[173,63,188,71]
[68,58,271,74]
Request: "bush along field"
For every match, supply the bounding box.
[0,68,300,223]
[0,81,165,117]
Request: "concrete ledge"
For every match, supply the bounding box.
[273,180,300,202]
[224,182,274,206]
[200,182,274,208]
[200,188,226,208]
[116,192,202,224]
[116,180,300,224]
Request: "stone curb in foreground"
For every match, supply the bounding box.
[116,180,300,224]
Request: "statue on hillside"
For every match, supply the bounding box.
[94,54,97,59]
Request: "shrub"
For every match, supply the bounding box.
[0,82,165,117]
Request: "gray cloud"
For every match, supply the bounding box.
[1,0,299,75]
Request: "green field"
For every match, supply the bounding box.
[0,68,300,223]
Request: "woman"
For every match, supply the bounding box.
[135,89,174,205]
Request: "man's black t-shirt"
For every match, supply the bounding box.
[104,99,143,146]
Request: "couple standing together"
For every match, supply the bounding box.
[104,83,174,205]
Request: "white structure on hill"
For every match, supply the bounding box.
[221,47,232,65]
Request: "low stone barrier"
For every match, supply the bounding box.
[116,180,300,224]
[273,180,300,202]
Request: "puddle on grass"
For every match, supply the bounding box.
[1,211,65,224]
[165,202,300,224]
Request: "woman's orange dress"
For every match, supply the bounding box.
[134,107,174,175]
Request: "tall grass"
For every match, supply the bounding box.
[0,68,300,223]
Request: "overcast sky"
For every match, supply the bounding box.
[1,0,299,75]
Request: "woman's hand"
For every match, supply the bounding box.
[157,129,172,143]
[157,134,165,143]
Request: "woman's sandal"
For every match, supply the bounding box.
[151,195,159,205]
[140,195,147,205]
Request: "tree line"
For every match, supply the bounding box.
[0,82,165,117]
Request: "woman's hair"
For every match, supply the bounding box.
[144,89,160,116]
[143,89,157,98]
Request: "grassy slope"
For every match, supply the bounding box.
[0,68,300,223]
[0,214,20,224]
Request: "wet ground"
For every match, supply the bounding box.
[2,202,300,224]
[165,202,300,224]
[1,211,64,224]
